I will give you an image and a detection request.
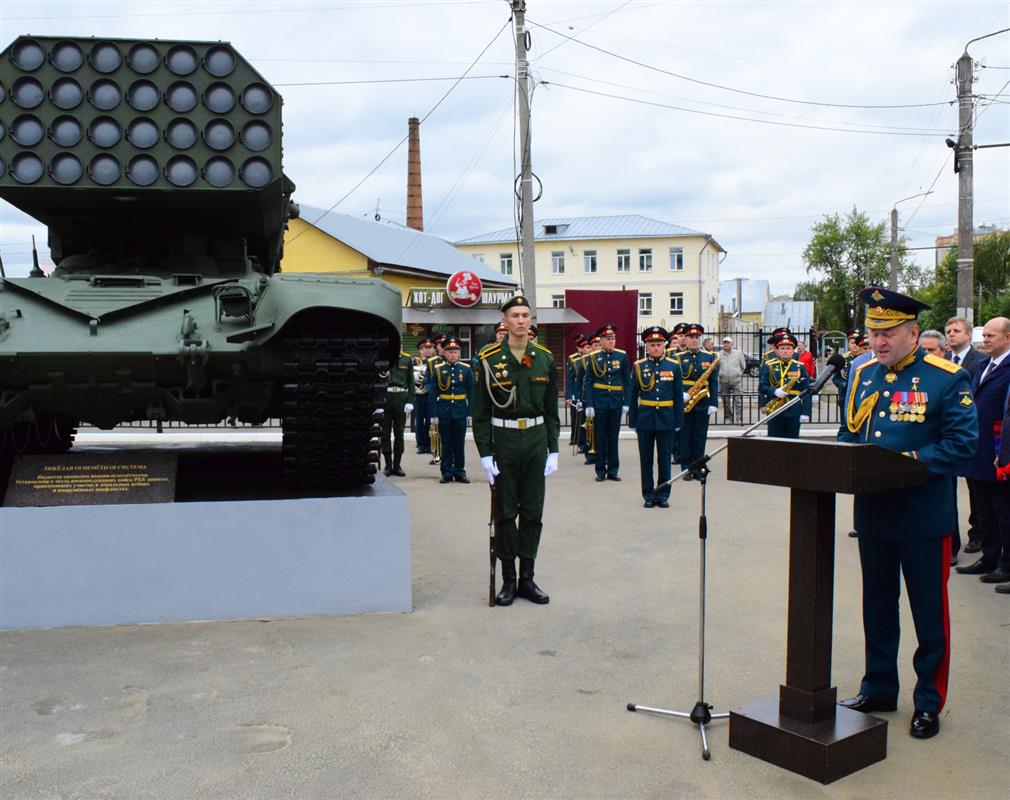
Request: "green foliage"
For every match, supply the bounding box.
[918,231,1010,331]
[799,207,918,331]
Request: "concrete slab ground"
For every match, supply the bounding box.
[1,436,1007,799]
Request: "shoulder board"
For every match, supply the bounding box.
[533,342,554,356]
[634,357,646,365]
[924,353,961,374]
[458,361,472,370]
[479,345,502,361]
[400,351,411,359]
[613,348,626,354]
[851,357,879,380]
[764,358,778,365]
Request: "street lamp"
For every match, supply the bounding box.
[888,191,933,290]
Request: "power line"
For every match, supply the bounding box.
[542,81,951,137]
[526,18,952,110]
[273,74,509,87]
[287,15,513,247]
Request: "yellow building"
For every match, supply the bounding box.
[455,215,725,334]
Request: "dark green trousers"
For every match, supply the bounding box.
[492,425,548,560]
[381,401,407,463]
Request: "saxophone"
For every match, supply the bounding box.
[684,354,720,413]
[764,371,800,414]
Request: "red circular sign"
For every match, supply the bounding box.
[446,270,483,308]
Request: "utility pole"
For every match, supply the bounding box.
[954,49,974,324]
[512,0,537,313]
[890,191,932,290]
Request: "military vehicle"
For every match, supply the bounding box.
[0,35,401,487]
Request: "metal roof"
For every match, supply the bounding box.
[762,300,815,331]
[718,279,770,314]
[298,205,517,286]
[454,215,715,246]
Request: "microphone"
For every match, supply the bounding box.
[805,353,845,396]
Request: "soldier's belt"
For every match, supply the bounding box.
[387,387,408,393]
[592,383,625,391]
[638,399,674,407]
[492,416,544,430]
[439,393,467,400]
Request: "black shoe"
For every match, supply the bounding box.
[606,475,621,481]
[848,529,859,538]
[383,465,393,477]
[595,474,606,482]
[956,558,996,575]
[392,465,406,477]
[980,567,1010,584]
[517,578,550,604]
[454,472,470,484]
[910,710,939,739]
[429,459,439,466]
[657,500,670,508]
[838,694,897,714]
[643,500,655,508]
[439,475,453,484]
[964,539,982,554]
[995,583,1010,594]
[495,580,517,606]
[416,448,430,455]
[682,472,693,482]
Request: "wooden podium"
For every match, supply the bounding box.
[725,438,929,784]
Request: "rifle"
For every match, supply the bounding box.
[488,482,497,607]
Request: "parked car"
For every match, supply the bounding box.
[744,354,762,377]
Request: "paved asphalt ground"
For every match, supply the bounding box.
[1,434,1007,799]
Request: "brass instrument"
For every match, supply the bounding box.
[583,416,596,454]
[429,419,441,463]
[764,372,800,415]
[684,354,720,413]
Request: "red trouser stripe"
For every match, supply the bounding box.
[934,535,953,711]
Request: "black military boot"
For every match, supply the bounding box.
[517,558,550,604]
[392,456,406,477]
[495,559,518,606]
[382,454,393,477]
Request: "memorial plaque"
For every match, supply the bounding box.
[5,451,177,507]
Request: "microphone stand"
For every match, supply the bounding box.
[627,368,836,760]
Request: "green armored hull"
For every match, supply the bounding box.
[0,35,401,487]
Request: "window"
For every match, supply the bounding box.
[552,294,565,309]
[639,292,652,316]
[669,292,684,315]
[639,248,653,272]
[617,249,631,273]
[499,253,512,275]
[473,253,485,264]
[583,250,597,273]
[669,246,684,271]
[551,251,565,274]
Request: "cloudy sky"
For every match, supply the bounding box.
[1,0,1008,293]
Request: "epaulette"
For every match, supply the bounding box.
[851,357,879,380]
[533,342,554,356]
[634,357,646,365]
[400,351,411,359]
[924,353,961,374]
[764,357,778,365]
[479,344,502,360]
[458,361,472,370]
[613,348,626,354]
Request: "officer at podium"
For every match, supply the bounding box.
[836,287,977,740]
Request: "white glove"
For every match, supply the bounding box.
[774,388,788,398]
[480,455,500,485]
[707,406,718,415]
[404,403,414,414]
[544,452,558,477]
[586,407,595,419]
[800,415,810,423]
[622,405,629,415]
[576,401,583,411]
[683,392,691,403]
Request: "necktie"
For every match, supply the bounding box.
[953,354,961,365]
[980,361,993,383]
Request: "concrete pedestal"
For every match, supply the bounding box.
[0,464,411,630]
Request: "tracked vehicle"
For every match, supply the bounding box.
[0,35,401,487]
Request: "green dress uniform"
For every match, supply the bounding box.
[473,336,560,603]
[629,335,684,506]
[759,355,810,439]
[836,287,978,740]
[381,351,417,475]
[677,347,719,470]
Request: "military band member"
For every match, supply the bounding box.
[413,338,436,455]
[381,348,417,476]
[473,295,560,606]
[833,328,865,408]
[630,327,684,508]
[424,336,447,465]
[666,322,688,357]
[567,333,590,451]
[427,337,473,483]
[581,334,602,465]
[584,324,631,481]
[758,332,811,439]
[678,324,719,476]
[528,324,538,342]
[837,287,977,740]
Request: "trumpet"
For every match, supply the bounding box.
[429,419,441,463]
[583,416,596,455]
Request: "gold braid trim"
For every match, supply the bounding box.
[845,357,879,434]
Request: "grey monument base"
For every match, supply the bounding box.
[0,473,411,630]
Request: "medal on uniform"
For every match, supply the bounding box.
[885,372,897,383]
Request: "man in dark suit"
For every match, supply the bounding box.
[996,382,1010,594]
[945,316,986,557]
[955,317,1010,584]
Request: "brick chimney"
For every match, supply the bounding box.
[406,116,423,231]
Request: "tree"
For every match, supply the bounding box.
[799,207,918,332]
[918,230,1010,331]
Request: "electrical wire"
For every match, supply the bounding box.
[542,81,951,137]
[526,18,952,110]
[273,75,509,87]
[287,15,513,247]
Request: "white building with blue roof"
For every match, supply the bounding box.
[455,214,725,334]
